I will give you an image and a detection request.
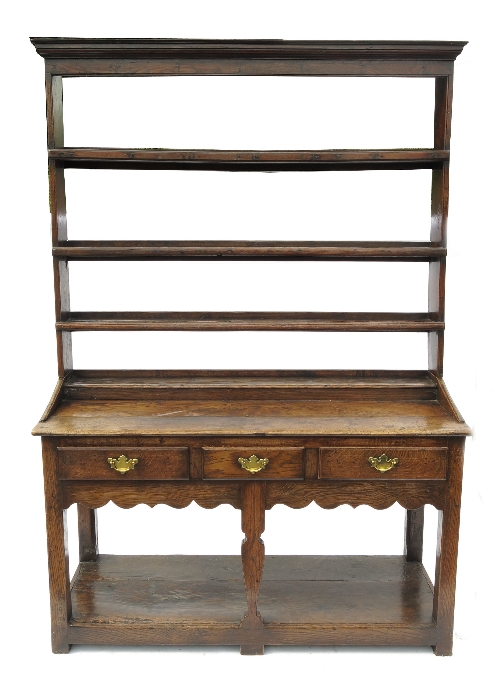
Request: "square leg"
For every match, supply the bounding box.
[42,438,71,653]
[432,438,465,656]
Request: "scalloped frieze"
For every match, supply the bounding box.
[265,482,445,511]
[62,482,241,510]
[62,480,445,512]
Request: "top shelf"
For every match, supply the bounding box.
[31,38,467,77]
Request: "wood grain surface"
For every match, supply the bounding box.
[56,311,445,333]
[58,446,189,480]
[41,438,71,653]
[240,483,266,653]
[48,147,449,172]
[53,240,447,262]
[77,505,98,562]
[67,554,436,648]
[46,73,72,377]
[60,370,439,402]
[405,507,425,563]
[59,480,446,512]
[433,438,465,655]
[265,481,445,511]
[31,38,467,62]
[319,447,448,480]
[203,448,304,480]
[33,397,471,437]
[61,481,242,510]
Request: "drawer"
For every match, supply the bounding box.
[318,447,447,480]
[57,447,189,480]
[202,448,305,480]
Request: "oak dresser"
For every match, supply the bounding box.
[31,38,470,655]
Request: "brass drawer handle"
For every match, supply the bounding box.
[368,454,399,473]
[238,454,269,474]
[108,455,139,474]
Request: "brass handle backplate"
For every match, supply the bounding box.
[238,454,269,474]
[368,454,399,473]
[108,455,139,474]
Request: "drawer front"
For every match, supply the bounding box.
[319,447,447,480]
[57,447,189,480]
[202,448,305,480]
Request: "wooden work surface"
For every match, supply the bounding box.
[33,371,470,437]
[34,398,467,437]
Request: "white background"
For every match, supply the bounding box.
[1,2,498,684]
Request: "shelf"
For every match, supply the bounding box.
[53,241,446,261]
[67,554,436,647]
[63,370,438,401]
[56,312,444,332]
[65,369,437,388]
[49,148,449,171]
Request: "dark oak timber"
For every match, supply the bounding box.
[46,75,72,377]
[31,39,467,61]
[58,446,190,480]
[44,58,457,78]
[56,311,444,333]
[432,438,465,655]
[42,438,71,653]
[428,76,453,376]
[31,38,468,656]
[77,505,98,562]
[405,507,425,563]
[240,483,266,654]
[53,241,447,262]
[31,38,466,79]
[67,555,437,647]
[48,147,448,172]
[59,370,441,402]
[33,392,469,438]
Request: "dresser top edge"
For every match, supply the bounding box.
[30,38,467,62]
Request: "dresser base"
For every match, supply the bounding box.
[35,372,468,655]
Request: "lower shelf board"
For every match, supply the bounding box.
[68,554,437,647]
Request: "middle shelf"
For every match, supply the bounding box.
[56,312,444,332]
[53,241,446,261]
[49,147,449,171]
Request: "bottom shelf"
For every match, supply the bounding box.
[69,554,436,648]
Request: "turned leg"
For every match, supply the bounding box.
[404,507,425,562]
[41,438,72,653]
[77,505,99,562]
[240,481,265,655]
[433,438,465,656]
